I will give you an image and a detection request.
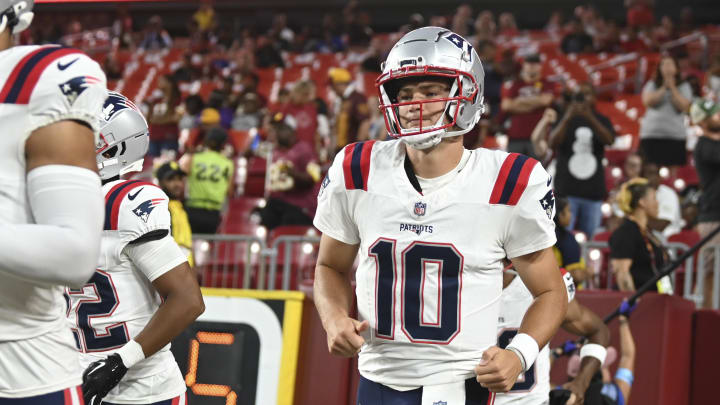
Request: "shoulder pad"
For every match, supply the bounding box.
[341,140,377,191]
[104,180,170,235]
[489,153,539,206]
[20,47,108,135]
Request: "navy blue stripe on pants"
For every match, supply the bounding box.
[357,375,492,405]
[0,389,69,404]
[103,398,176,405]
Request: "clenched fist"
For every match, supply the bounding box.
[474,346,524,392]
[326,317,369,357]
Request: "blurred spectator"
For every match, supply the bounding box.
[238,72,267,107]
[545,10,564,34]
[269,13,294,50]
[625,0,654,29]
[501,54,557,157]
[530,108,557,167]
[623,152,643,182]
[497,12,519,37]
[610,178,668,292]
[155,161,194,267]
[178,95,205,131]
[470,11,496,43]
[260,118,322,230]
[146,74,181,157]
[281,80,319,151]
[689,99,720,308]
[255,35,284,68]
[561,18,594,54]
[550,83,615,238]
[139,15,172,51]
[192,2,218,34]
[207,88,234,129]
[451,4,473,37]
[173,53,201,82]
[639,55,692,167]
[184,128,234,234]
[477,40,504,119]
[358,96,387,142]
[185,107,221,151]
[329,67,369,150]
[642,162,682,238]
[706,54,720,100]
[111,6,134,49]
[103,54,123,81]
[231,93,262,131]
[553,196,590,284]
[619,26,650,53]
[652,15,676,44]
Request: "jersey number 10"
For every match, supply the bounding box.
[370,239,463,344]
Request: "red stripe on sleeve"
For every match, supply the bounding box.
[506,158,538,206]
[171,395,180,405]
[0,46,49,101]
[342,143,357,190]
[76,386,84,405]
[16,48,84,104]
[110,181,159,230]
[62,387,72,405]
[489,153,518,204]
[359,140,376,191]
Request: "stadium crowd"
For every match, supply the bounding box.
[21,1,720,306]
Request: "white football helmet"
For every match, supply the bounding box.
[376,26,485,149]
[96,92,150,180]
[0,0,34,34]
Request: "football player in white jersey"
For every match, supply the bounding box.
[313,27,569,405]
[496,268,610,405]
[0,0,109,402]
[65,92,205,405]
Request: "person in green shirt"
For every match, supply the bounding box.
[183,128,233,234]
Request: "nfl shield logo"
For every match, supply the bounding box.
[414,201,426,216]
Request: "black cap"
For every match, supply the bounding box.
[155,161,186,181]
[205,127,228,146]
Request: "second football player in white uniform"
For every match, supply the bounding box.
[496,269,609,405]
[313,27,568,405]
[65,92,204,405]
[0,0,107,401]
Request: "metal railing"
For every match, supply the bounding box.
[585,52,647,94]
[581,239,720,308]
[192,233,320,291]
[659,31,710,69]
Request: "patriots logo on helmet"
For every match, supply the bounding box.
[132,198,164,223]
[103,91,141,121]
[58,76,101,105]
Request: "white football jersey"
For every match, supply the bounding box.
[0,45,107,397]
[314,140,557,388]
[494,270,576,405]
[66,179,187,403]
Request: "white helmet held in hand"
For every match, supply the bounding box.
[0,0,34,34]
[376,26,485,150]
[96,92,150,180]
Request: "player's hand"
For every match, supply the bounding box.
[562,379,586,405]
[542,108,558,124]
[474,346,524,392]
[82,353,128,405]
[326,316,368,357]
[618,299,638,318]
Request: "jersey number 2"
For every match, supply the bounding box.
[498,329,536,391]
[68,271,129,352]
[370,239,463,344]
